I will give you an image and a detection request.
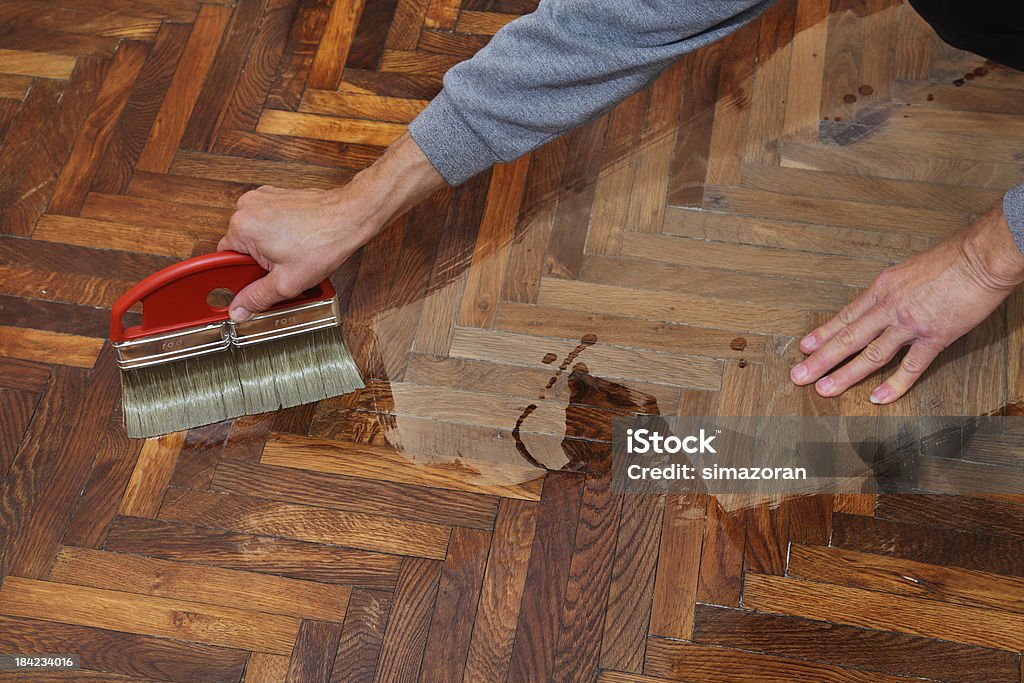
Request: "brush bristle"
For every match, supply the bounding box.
[121,326,363,438]
[232,327,364,413]
[121,352,245,438]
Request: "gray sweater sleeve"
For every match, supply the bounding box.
[408,0,773,186]
[1006,185,1024,254]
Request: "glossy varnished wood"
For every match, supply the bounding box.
[1,0,1023,680]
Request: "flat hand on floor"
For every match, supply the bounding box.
[218,132,444,322]
[791,204,1024,403]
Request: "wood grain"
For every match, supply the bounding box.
[2,2,1023,680]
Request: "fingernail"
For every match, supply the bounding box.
[801,334,817,351]
[792,364,808,382]
[870,386,889,404]
[229,307,251,322]
[817,376,834,393]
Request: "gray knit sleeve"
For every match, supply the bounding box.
[408,0,774,185]
[1006,184,1024,253]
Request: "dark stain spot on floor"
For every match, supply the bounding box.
[965,72,975,80]
[738,359,748,369]
[974,66,988,77]
[843,93,857,104]
[926,93,934,101]
[833,116,842,122]
[542,352,558,364]
[953,78,965,87]
[730,337,747,352]
[858,84,874,96]
[513,333,664,473]
[512,403,543,469]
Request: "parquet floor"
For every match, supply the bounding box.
[1,0,1024,680]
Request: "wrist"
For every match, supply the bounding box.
[961,204,1024,290]
[345,131,445,227]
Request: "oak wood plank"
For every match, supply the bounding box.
[266,0,331,110]
[789,543,1024,614]
[61,412,143,548]
[261,432,543,500]
[118,431,186,518]
[743,572,1024,650]
[457,156,531,327]
[831,512,1024,577]
[211,457,498,529]
[286,619,344,682]
[0,48,75,79]
[331,588,393,683]
[449,327,722,390]
[507,472,584,683]
[48,40,149,215]
[648,494,706,639]
[135,4,232,172]
[91,21,192,194]
[419,527,491,682]
[33,214,194,258]
[103,516,402,588]
[218,0,302,134]
[645,636,922,683]
[0,577,302,654]
[1,58,109,235]
[308,0,367,89]
[463,498,539,682]
[158,486,452,560]
[0,615,248,683]
[374,557,443,682]
[50,546,351,622]
[692,603,1019,683]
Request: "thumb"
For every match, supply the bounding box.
[229,269,289,322]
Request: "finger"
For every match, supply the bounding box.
[800,289,878,354]
[812,327,911,397]
[229,269,292,322]
[869,341,941,404]
[790,311,890,386]
[218,232,246,254]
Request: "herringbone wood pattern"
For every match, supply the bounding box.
[2,0,1024,681]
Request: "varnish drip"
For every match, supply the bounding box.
[730,337,747,352]
[560,362,660,472]
[512,403,544,469]
[512,333,661,471]
[541,352,558,364]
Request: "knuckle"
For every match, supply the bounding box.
[274,278,304,300]
[877,291,901,316]
[837,305,856,325]
[834,326,857,348]
[861,342,887,365]
[901,352,929,376]
[873,269,893,288]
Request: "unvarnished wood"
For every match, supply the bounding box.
[1,1,1023,680]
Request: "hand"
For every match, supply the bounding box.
[790,204,1024,404]
[218,132,445,321]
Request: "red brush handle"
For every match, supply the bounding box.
[110,251,335,342]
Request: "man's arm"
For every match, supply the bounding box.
[221,0,773,320]
[409,0,773,185]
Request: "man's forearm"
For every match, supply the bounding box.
[345,132,445,234]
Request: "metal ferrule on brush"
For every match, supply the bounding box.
[114,322,230,370]
[228,297,341,347]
